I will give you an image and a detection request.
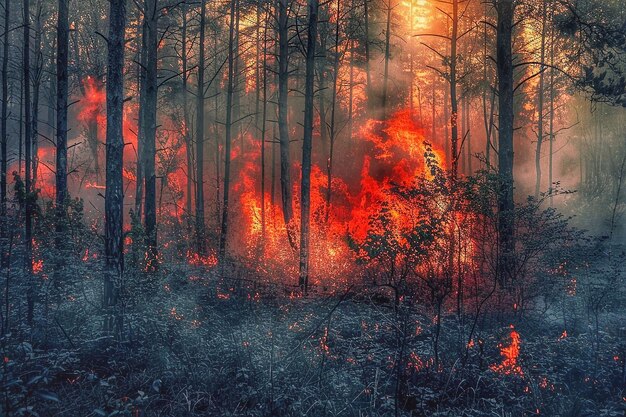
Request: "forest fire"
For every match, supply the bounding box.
[1,0,623,415]
[228,109,446,287]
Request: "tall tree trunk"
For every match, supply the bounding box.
[55,0,69,280]
[482,2,490,167]
[299,0,319,294]
[460,98,466,174]
[181,4,193,232]
[318,31,327,148]
[466,99,472,173]
[496,0,515,284]
[534,1,547,198]
[382,0,391,117]
[1,0,10,266]
[195,0,206,254]
[444,82,449,163]
[548,12,555,206]
[219,0,237,272]
[325,0,341,223]
[31,1,41,189]
[233,2,241,156]
[254,2,261,133]
[548,4,552,205]
[104,0,126,335]
[135,6,146,219]
[449,0,459,178]
[348,40,354,141]
[260,5,269,251]
[23,0,34,325]
[277,0,295,247]
[142,0,159,271]
[363,0,372,109]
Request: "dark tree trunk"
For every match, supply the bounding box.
[31,1,41,189]
[23,0,34,325]
[534,1,547,198]
[277,0,295,247]
[363,0,372,109]
[548,14,555,206]
[135,6,146,219]
[104,0,126,335]
[450,0,459,178]
[55,0,69,210]
[382,0,391,117]
[325,0,341,223]
[299,0,319,293]
[195,0,206,255]
[181,4,193,233]
[496,0,515,284]
[1,0,9,266]
[142,0,158,271]
[219,0,237,273]
[55,0,69,282]
[260,5,269,251]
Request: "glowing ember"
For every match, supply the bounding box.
[490,325,523,376]
[32,259,44,275]
[186,250,218,268]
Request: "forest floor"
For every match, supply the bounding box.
[3,258,626,417]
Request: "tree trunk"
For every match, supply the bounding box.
[260,5,269,251]
[55,0,69,282]
[23,0,34,325]
[142,0,159,271]
[31,1,41,189]
[382,0,392,117]
[548,6,555,206]
[135,6,146,220]
[299,0,319,293]
[1,0,10,266]
[218,0,237,272]
[466,99,472,174]
[482,3,496,170]
[348,40,354,141]
[104,0,126,335]
[181,4,193,232]
[534,1,547,198]
[195,0,206,254]
[277,0,295,247]
[363,0,372,110]
[450,0,459,178]
[496,0,515,284]
[325,0,341,223]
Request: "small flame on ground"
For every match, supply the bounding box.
[490,325,523,376]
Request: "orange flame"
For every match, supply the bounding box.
[490,325,524,376]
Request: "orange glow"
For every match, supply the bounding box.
[490,326,524,376]
[186,250,218,268]
[77,76,106,127]
[32,258,44,275]
[227,109,447,289]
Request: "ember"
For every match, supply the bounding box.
[490,326,523,376]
